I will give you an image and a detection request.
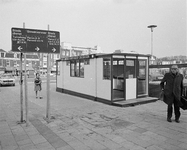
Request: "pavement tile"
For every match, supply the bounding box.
[120,140,136,149]
[17,139,33,146]
[179,137,187,144]
[164,138,182,146]
[56,145,74,150]
[178,142,187,150]
[59,135,77,143]
[132,127,148,134]
[29,134,47,144]
[50,139,68,149]
[35,142,54,149]
[1,145,19,150]
[81,139,107,150]
[157,142,183,150]
[68,139,91,150]
[129,137,153,148]
[0,136,17,148]
[111,136,127,144]
[98,139,122,150]
[14,134,29,142]
[130,145,147,150]
[146,145,165,150]
[19,143,37,150]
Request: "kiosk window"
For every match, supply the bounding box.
[80,60,84,77]
[70,61,75,77]
[57,62,60,75]
[70,59,84,78]
[75,60,79,77]
[103,57,111,80]
[126,60,135,78]
[84,59,90,65]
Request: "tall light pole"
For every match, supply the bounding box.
[147,25,157,56]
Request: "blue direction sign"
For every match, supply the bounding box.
[11,28,60,53]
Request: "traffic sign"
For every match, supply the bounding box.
[48,31,60,53]
[11,27,60,53]
[12,28,27,52]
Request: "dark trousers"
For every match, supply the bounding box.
[167,98,181,120]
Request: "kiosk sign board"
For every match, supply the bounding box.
[12,28,60,53]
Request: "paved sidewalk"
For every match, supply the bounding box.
[0,86,187,150]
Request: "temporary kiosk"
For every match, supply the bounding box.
[56,52,150,105]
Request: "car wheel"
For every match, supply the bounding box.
[13,84,15,86]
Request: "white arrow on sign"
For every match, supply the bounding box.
[52,48,56,52]
[35,47,40,52]
[18,46,23,51]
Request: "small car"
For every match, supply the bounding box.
[149,74,164,81]
[0,74,16,86]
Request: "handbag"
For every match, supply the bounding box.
[159,91,164,101]
[180,96,187,110]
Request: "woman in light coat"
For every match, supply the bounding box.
[34,73,42,99]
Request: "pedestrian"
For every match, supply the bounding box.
[34,73,42,99]
[160,65,184,123]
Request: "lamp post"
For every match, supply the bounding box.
[147,25,157,56]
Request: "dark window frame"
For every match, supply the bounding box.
[103,57,111,80]
[70,59,85,78]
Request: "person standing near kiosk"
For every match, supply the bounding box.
[160,65,184,123]
[34,73,42,99]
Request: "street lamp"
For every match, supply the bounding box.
[147,25,157,56]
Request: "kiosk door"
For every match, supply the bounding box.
[112,58,125,100]
[137,60,147,96]
[126,59,136,100]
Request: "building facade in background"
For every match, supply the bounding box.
[0,42,102,75]
[0,49,39,75]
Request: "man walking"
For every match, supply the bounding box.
[160,65,183,123]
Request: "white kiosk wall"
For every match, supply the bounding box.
[62,59,96,96]
[125,58,136,100]
[56,61,63,89]
[96,58,111,101]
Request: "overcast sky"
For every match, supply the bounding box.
[0,0,186,57]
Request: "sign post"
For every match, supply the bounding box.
[20,52,24,123]
[11,26,60,124]
[46,25,51,120]
[24,53,28,126]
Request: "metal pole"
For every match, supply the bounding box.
[46,24,51,119]
[19,22,25,123]
[151,30,153,56]
[24,52,28,126]
[20,52,23,123]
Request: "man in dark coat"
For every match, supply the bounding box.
[160,65,183,123]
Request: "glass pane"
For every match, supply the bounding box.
[126,60,135,78]
[138,60,146,95]
[80,60,84,77]
[75,60,79,77]
[113,58,124,100]
[103,57,111,80]
[70,61,75,76]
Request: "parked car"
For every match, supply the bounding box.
[0,74,15,86]
[149,73,164,81]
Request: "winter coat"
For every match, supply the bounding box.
[160,72,183,105]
